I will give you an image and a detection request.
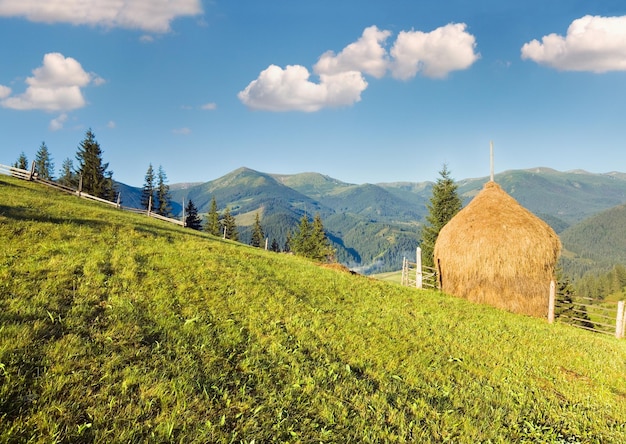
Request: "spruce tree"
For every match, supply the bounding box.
[270,238,281,252]
[57,158,76,188]
[204,197,221,236]
[75,129,114,199]
[155,165,172,216]
[251,213,265,247]
[221,207,239,241]
[141,164,156,211]
[184,199,202,230]
[35,142,54,180]
[14,152,28,170]
[420,164,462,268]
[290,213,333,261]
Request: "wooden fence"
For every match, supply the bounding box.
[0,162,184,227]
[548,281,626,338]
[402,247,438,290]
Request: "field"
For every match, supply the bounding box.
[2,175,626,443]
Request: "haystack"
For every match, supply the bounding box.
[433,181,561,317]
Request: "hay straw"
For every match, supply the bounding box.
[433,181,561,317]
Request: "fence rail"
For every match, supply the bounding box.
[1,162,184,227]
[402,247,438,290]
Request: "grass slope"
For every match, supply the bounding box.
[2,175,626,443]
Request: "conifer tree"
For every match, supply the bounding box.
[251,212,265,248]
[57,158,76,188]
[35,142,54,180]
[141,163,155,211]
[155,165,172,216]
[204,196,221,236]
[75,129,115,199]
[420,164,462,268]
[13,152,28,170]
[290,213,333,261]
[221,207,239,241]
[270,238,281,252]
[184,199,202,230]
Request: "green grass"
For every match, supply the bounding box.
[2,175,626,443]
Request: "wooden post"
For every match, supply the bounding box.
[265,238,269,250]
[416,247,423,289]
[401,257,406,286]
[148,194,152,215]
[77,174,83,197]
[616,301,625,339]
[116,192,121,209]
[548,280,556,323]
[182,199,186,227]
[490,141,494,182]
[29,160,36,181]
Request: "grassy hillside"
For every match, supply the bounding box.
[2,175,626,443]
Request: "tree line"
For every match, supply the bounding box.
[12,131,334,263]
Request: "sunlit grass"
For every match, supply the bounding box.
[2,175,626,442]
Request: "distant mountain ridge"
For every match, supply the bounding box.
[118,166,626,275]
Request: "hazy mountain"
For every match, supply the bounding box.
[114,166,626,274]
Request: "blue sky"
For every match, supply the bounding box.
[1,0,626,187]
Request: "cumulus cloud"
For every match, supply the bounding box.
[390,23,480,79]
[1,52,102,112]
[0,84,11,99]
[314,25,391,78]
[49,113,68,131]
[239,23,478,112]
[0,0,203,33]
[238,64,367,112]
[521,15,626,72]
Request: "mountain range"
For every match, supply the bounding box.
[116,166,626,276]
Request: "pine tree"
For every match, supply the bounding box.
[204,197,221,236]
[75,129,115,199]
[184,199,202,230]
[13,152,28,170]
[420,164,462,268]
[555,271,594,329]
[57,158,76,188]
[155,165,171,216]
[290,213,333,261]
[251,213,265,248]
[141,164,156,211]
[35,142,54,180]
[221,207,238,241]
[270,238,281,252]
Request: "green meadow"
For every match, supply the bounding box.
[1,175,626,443]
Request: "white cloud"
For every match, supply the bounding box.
[314,25,391,78]
[49,113,68,131]
[1,52,103,112]
[0,84,11,99]
[107,120,116,129]
[140,35,155,43]
[390,23,480,79]
[239,23,479,112]
[521,15,626,72]
[201,102,217,110]
[0,0,203,33]
[173,127,191,135]
[238,64,367,112]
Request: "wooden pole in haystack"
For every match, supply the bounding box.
[490,140,494,182]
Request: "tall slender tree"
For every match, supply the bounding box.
[204,196,221,236]
[420,164,462,268]
[251,212,265,247]
[184,199,202,230]
[57,158,76,188]
[290,213,333,261]
[13,152,28,170]
[141,163,156,211]
[35,142,54,180]
[221,207,239,241]
[75,129,115,199]
[155,165,171,216]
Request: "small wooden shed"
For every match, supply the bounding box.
[433,181,561,317]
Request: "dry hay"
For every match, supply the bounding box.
[433,181,561,317]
